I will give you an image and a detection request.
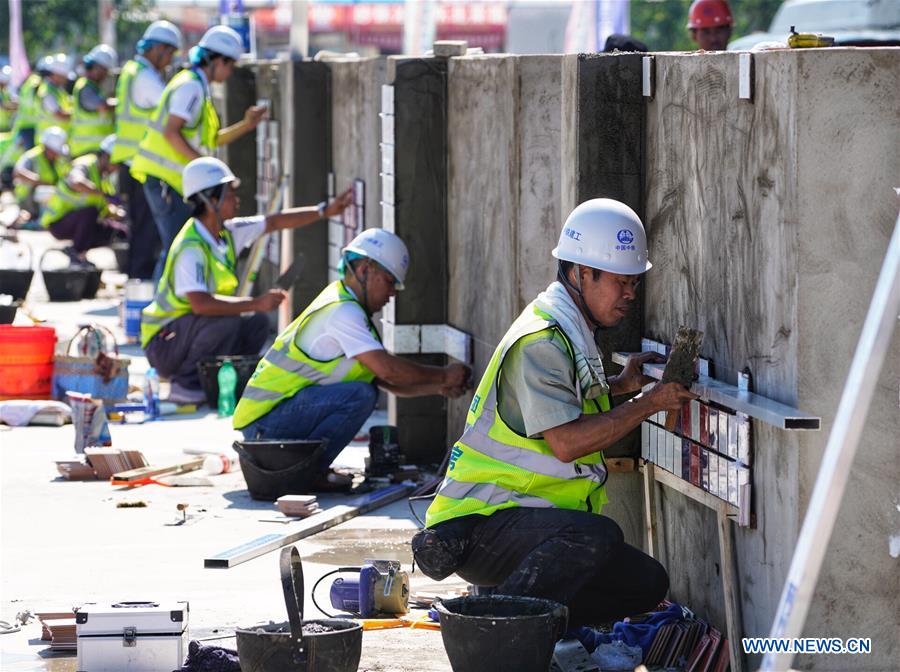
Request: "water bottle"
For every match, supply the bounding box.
[217,360,238,417]
[144,367,160,420]
[203,453,237,475]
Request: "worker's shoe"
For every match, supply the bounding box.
[167,382,207,405]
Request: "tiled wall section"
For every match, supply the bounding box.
[639,338,751,508]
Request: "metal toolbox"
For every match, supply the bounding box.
[76,600,189,672]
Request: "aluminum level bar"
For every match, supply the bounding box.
[762,212,900,672]
[204,484,413,569]
[612,353,820,431]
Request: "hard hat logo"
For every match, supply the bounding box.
[563,227,582,241]
[616,229,634,245]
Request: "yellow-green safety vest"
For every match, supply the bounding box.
[130,68,220,195]
[111,59,157,165]
[12,74,42,132]
[425,305,611,528]
[36,80,72,136]
[0,87,14,132]
[40,153,112,228]
[69,77,114,157]
[233,281,381,430]
[13,144,67,204]
[140,219,238,348]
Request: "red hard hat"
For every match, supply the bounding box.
[687,0,734,29]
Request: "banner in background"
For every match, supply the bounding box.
[564,0,630,53]
[8,0,31,88]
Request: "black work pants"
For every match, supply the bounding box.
[417,507,668,627]
[145,312,269,390]
[120,164,160,279]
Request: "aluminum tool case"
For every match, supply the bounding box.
[76,601,189,672]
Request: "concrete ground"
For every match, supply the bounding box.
[0,228,463,671]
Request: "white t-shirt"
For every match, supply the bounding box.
[172,216,266,297]
[295,286,384,360]
[131,56,166,110]
[167,68,209,133]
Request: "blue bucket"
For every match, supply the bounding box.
[124,299,152,343]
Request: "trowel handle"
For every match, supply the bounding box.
[664,408,679,432]
[280,545,307,662]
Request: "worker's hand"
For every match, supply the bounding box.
[441,385,469,399]
[645,381,697,413]
[253,288,287,312]
[324,188,353,218]
[442,363,472,390]
[616,351,666,394]
[243,105,269,130]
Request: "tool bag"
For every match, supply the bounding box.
[53,324,130,406]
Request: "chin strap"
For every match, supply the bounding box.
[557,261,605,334]
[198,191,224,234]
[344,253,372,315]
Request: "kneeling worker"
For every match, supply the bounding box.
[12,125,70,221]
[140,157,354,404]
[234,229,472,491]
[40,133,124,263]
[413,199,696,629]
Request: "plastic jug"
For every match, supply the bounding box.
[217,360,237,417]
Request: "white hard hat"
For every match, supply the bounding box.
[552,198,652,275]
[198,25,244,61]
[182,157,239,200]
[99,134,116,156]
[142,20,183,50]
[85,44,118,71]
[38,55,55,74]
[40,126,69,156]
[0,65,10,84]
[47,53,71,77]
[343,228,410,290]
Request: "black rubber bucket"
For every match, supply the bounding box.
[236,545,362,672]
[40,249,89,302]
[196,355,261,408]
[82,268,103,299]
[233,439,325,501]
[0,269,34,301]
[435,595,568,672]
[0,304,17,324]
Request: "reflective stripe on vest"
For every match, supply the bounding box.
[69,77,115,157]
[36,81,72,136]
[425,305,611,528]
[129,68,220,194]
[111,59,157,164]
[40,154,110,228]
[13,144,66,204]
[11,75,42,131]
[140,219,238,347]
[232,281,381,429]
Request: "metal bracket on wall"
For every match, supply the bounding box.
[612,352,820,431]
[738,53,754,102]
[642,56,655,98]
[383,322,472,363]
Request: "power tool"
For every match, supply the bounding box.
[322,560,410,618]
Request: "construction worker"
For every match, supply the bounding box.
[0,60,47,189]
[69,44,117,157]
[413,199,696,628]
[40,133,125,264]
[233,229,472,492]
[140,157,354,405]
[130,25,267,281]
[687,0,734,51]
[36,54,73,137]
[12,126,69,222]
[113,20,183,280]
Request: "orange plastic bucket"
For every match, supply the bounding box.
[0,325,57,399]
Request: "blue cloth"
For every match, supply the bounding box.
[240,381,377,472]
[142,176,193,282]
[572,602,684,655]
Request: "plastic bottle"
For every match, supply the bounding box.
[217,360,238,417]
[144,367,160,420]
[203,453,237,475]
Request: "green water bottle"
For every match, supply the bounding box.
[217,360,238,417]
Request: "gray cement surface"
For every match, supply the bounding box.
[0,230,460,671]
